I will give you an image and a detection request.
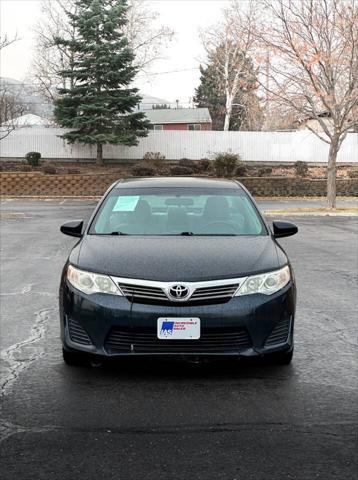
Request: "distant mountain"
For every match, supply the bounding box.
[0,77,54,118]
[1,77,22,85]
[1,77,173,118]
[139,94,172,110]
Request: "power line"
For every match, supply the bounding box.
[1,67,200,85]
[137,67,199,77]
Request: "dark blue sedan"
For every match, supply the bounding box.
[59,177,297,365]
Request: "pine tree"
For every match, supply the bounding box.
[194,48,263,131]
[194,61,226,131]
[54,0,149,165]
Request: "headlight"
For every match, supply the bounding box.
[235,265,291,296]
[67,265,122,295]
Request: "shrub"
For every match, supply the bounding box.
[257,167,273,177]
[131,162,156,176]
[348,169,358,178]
[294,161,308,177]
[66,167,81,174]
[25,151,41,167]
[213,152,240,177]
[197,158,211,172]
[170,165,195,176]
[178,158,199,172]
[142,151,166,168]
[235,161,248,177]
[42,164,57,175]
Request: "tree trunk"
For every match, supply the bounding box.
[224,93,233,131]
[223,111,231,131]
[327,136,339,209]
[96,143,103,165]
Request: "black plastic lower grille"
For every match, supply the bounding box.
[105,328,252,354]
[68,317,92,345]
[265,317,290,346]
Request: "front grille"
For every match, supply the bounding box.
[105,328,252,354]
[265,317,290,346]
[119,283,168,302]
[190,284,239,301]
[117,281,240,306]
[68,317,92,345]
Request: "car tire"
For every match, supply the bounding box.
[272,348,294,365]
[62,348,87,366]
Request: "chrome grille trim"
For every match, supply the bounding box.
[190,284,240,301]
[119,283,167,301]
[111,275,247,303]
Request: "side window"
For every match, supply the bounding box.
[234,196,263,234]
[188,124,201,131]
[94,196,118,233]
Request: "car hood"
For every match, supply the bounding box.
[72,235,283,282]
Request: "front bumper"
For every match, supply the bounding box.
[60,280,295,358]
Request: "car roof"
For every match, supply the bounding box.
[115,177,242,190]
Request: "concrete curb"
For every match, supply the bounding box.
[1,195,357,201]
[1,196,101,201]
[264,211,358,217]
[1,196,357,216]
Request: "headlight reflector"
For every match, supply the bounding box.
[235,265,290,296]
[67,265,121,295]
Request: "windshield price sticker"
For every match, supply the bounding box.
[113,196,140,212]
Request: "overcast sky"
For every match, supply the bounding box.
[0,0,229,104]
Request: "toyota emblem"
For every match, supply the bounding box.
[168,284,190,300]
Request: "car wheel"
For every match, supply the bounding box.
[62,348,87,366]
[272,348,294,365]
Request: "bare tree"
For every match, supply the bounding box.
[0,88,24,140]
[0,33,18,50]
[123,0,174,72]
[31,0,174,102]
[262,102,301,131]
[201,0,259,131]
[256,0,358,208]
[31,0,77,102]
[0,35,23,140]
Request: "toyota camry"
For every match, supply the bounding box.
[59,177,297,366]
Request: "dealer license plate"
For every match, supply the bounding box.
[157,318,200,340]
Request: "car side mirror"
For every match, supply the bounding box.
[273,221,298,239]
[60,220,84,238]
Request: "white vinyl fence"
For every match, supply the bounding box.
[0,128,357,163]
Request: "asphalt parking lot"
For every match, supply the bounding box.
[0,198,357,480]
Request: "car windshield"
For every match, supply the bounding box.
[89,187,266,236]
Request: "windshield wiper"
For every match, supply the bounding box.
[109,231,128,236]
[179,231,194,236]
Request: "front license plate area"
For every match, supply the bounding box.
[157,318,200,340]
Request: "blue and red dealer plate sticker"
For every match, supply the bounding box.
[157,318,200,340]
